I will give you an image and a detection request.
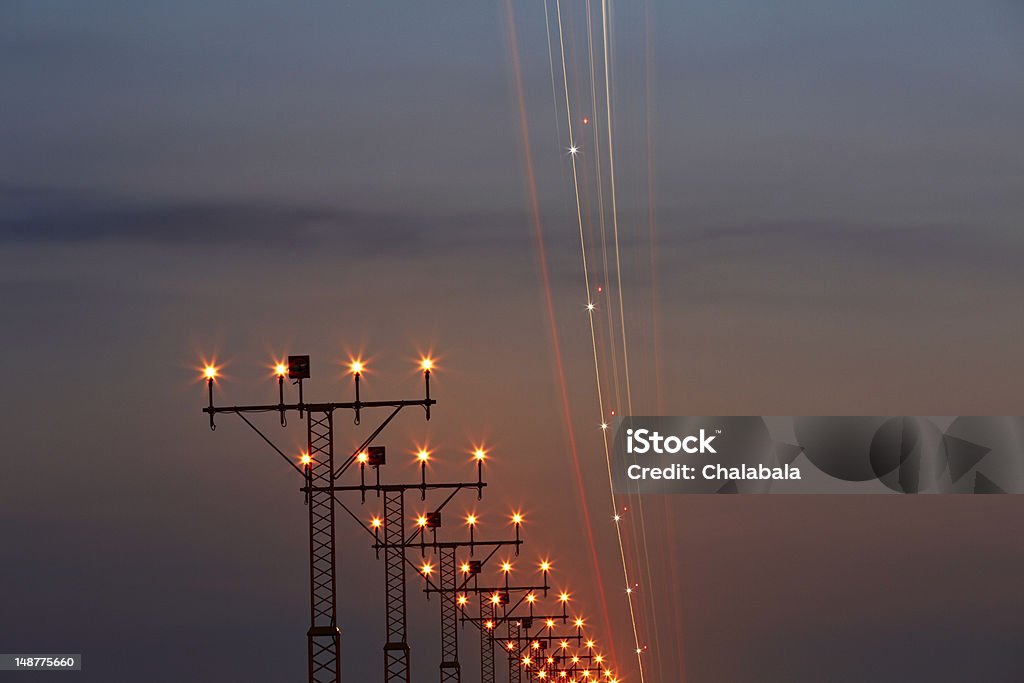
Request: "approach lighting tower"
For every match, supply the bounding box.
[201,354,435,683]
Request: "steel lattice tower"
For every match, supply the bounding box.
[507,620,522,683]
[479,600,496,683]
[202,354,436,683]
[438,547,460,683]
[383,489,410,683]
[307,410,341,682]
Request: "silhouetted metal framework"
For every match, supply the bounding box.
[507,620,522,683]
[508,620,599,682]
[383,490,410,683]
[202,355,435,683]
[479,599,496,683]
[307,410,340,682]
[334,453,503,683]
[439,548,459,683]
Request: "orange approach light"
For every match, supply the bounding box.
[202,364,219,381]
[273,362,287,378]
[419,357,434,372]
[300,452,312,466]
[349,359,365,375]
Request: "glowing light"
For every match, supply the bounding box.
[357,451,369,464]
[420,562,434,576]
[501,561,513,574]
[526,593,536,603]
[202,364,219,381]
[586,302,596,312]
[300,452,312,466]
[586,640,595,649]
[600,423,609,431]
[635,648,642,655]
[465,514,477,527]
[370,517,382,529]
[625,587,632,595]
[349,359,365,375]
[473,447,487,461]
[559,591,570,603]
[507,642,516,651]
[274,362,288,378]
[538,672,547,680]
[522,656,532,666]
[419,357,434,372]
[595,655,604,664]
[511,512,524,525]
[416,515,429,528]
[490,593,502,605]
[613,514,621,522]
[485,620,494,630]
[457,594,468,606]
[545,619,555,629]
[583,671,591,679]
[532,642,541,650]
[559,640,569,650]
[572,656,580,664]
[416,449,430,463]
[569,145,579,155]
[574,618,584,628]
[539,560,551,573]
[460,562,471,574]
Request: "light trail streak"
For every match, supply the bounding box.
[555,1,645,679]
[595,3,666,678]
[584,0,623,414]
[503,0,616,654]
[641,1,685,677]
[542,0,564,151]
[600,0,634,419]
[643,0,664,417]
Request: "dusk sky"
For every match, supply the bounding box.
[2,1,1023,681]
